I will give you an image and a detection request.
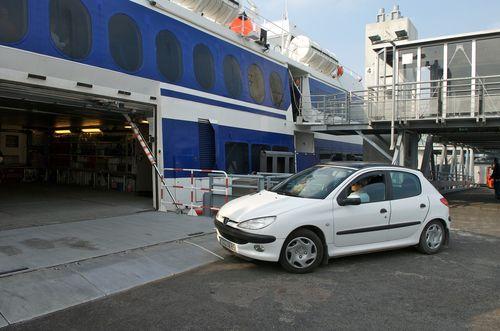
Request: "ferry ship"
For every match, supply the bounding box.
[0,0,363,212]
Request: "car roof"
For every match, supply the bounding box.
[322,162,406,170]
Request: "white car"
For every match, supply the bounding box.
[215,162,450,273]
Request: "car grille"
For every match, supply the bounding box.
[215,221,249,245]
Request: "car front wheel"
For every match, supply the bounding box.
[279,229,324,273]
[418,220,445,254]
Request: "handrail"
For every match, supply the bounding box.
[163,168,229,216]
[297,75,500,125]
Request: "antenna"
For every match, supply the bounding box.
[281,0,289,54]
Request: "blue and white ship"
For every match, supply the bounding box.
[0,0,363,211]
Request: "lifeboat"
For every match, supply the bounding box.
[172,0,241,25]
[288,35,339,75]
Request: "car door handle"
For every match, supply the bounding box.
[380,208,388,214]
[420,204,427,209]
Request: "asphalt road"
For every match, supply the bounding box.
[5,189,500,330]
[5,230,499,331]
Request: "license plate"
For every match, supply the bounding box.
[219,237,236,252]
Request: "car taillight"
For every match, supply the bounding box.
[440,197,449,207]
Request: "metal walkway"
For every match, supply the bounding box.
[295,75,500,192]
[297,75,500,152]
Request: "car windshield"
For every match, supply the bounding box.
[271,166,355,199]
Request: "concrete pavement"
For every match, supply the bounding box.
[445,187,500,237]
[4,230,499,330]
[0,211,223,326]
[3,188,500,330]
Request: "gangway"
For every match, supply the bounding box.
[295,75,500,192]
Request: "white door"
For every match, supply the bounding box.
[333,171,390,247]
[387,171,430,241]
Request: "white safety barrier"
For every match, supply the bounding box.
[163,168,229,216]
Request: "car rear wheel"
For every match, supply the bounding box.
[279,229,323,274]
[418,220,445,254]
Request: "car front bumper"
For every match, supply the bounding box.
[214,220,283,262]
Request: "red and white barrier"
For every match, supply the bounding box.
[123,114,180,211]
[163,168,229,216]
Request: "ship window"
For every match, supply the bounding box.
[109,14,143,72]
[193,44,215,90]
[223,55,243,98]
[270,72,284,107]
[0,0,28,43]
[156,30,182,82]
[225,142,249,174]
[248,64,265,104]
[50,0,92,59]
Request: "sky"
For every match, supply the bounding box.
[253,0,500,78]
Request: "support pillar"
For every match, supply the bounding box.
[459,146,465,179]
[438,145,448,181]
[468,148,475,181]
[420,135,434,178]
[450,146,457,177]
[395,131,419,168]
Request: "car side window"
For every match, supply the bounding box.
[390,171,422,200]
[344,173,386,204]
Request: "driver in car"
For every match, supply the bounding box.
[350,181,370,203]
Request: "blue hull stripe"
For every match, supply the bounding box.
[160,89,287,120]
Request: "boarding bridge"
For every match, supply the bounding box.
[298,75,500,125]
[296,75,500,192]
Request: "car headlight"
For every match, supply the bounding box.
[238,217,276,230]
[215,212,224,222]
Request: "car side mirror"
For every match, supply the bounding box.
[338,195,362,206]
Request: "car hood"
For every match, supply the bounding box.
[219,190,318,223]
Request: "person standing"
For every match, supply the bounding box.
[491,158,500,199]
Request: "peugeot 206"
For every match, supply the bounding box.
[215,162,450,273]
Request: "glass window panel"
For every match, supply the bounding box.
[156,30,183,82]
[270,72,284,108]
[390,172,422,200]
[346,173,386,204]
[477,37,500,76]
[421,45,444,82]
[109,14,143,72]
[272,166,355,200]
[50,0,92,59]
[476,37,500,108]
[248,64,265,104]
[0,0,28,43]
[420,45,444,116]
[193,44,215,90]
[447,41,472,95]
[223,55,242,98]
[398,48,417,83]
